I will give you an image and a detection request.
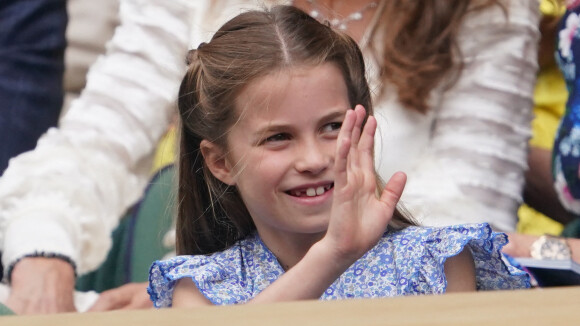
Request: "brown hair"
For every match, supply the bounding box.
[369,0,504,113]
[176,5,414,256]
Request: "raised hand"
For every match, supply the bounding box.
[324,105,406,261]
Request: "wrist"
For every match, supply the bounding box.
[311,238,359,274]
[8,253,77,284]
[3,214,79,280]
[7,255,77,314]
[530,235,572,260]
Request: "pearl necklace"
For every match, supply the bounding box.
[293,0,378,31]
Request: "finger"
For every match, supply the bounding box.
[125,283,151,309]
[358,114,376,153]
[379,172,407,210]
[122,295,154,310]
[358,114,377,174]
[347,105,366,170]
[88,295,119,312]
[350,105,366,147]
[88,290,127,312]
[335,110,355,182]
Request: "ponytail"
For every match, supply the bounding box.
[175,57,254,256]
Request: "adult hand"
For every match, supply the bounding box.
[5,257,76,315]
[502,232,537,258]
[324,105,406,260]
[88,282,152,312]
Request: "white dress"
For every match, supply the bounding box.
[0,0,539,278]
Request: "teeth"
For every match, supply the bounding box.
[304,186,327,197]
[290,184,333,197]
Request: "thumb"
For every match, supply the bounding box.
[379,172,406,209]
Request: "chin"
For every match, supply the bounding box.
[300,218,330,234]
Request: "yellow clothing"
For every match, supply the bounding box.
[539,0,565,17]
[152,126,177,174]
[529,67,568,150]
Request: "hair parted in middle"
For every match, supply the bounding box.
[176,5,414,256]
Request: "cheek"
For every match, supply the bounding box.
[249,152,290,178]
[246,151,293,185]
[230,149,289,183]
[322,138,338,160]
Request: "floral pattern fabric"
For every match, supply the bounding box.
[148,223,529,307]
[554,3,580,213]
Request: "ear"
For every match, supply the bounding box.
[200,139,236,186]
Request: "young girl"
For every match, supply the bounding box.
[148,5,529,307]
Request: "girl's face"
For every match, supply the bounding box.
[204,63,351,247]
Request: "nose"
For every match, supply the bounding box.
[294,139,332,175]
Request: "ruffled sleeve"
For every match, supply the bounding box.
[418,224,530,291]
[148,252,251,308]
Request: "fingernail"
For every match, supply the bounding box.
[393,171,407,182]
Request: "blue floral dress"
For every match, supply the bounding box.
[148,223,529,307]
[554,3,580,213]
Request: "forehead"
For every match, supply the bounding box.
[234,63,350,124]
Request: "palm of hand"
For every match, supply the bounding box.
[326,105,406,260]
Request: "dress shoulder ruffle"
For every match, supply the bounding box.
[148,250,246,307]
[385,223,530,293]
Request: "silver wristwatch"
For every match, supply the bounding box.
[530,235,572,260]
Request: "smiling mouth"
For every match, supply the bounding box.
[287,183,334,197]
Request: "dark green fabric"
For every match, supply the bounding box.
[75,214,131,292]
[561,218,580,238]
[76,165,175,292]
[0,302,15,316]
[129,165,175,282]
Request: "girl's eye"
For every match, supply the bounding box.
[264,133,291,143]
[321,122,342,133]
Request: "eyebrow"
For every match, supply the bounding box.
[252,109,348,139]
